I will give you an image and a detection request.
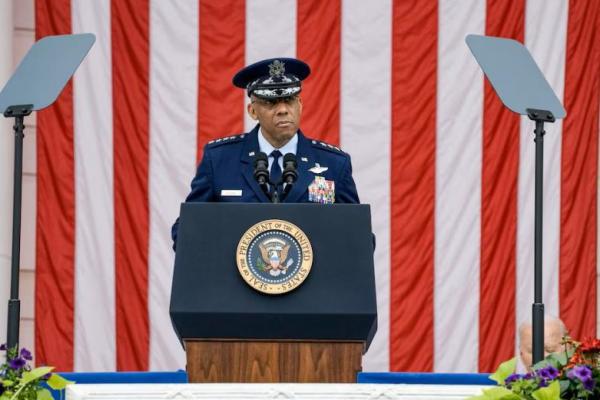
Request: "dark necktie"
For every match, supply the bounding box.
[270,150,282,186]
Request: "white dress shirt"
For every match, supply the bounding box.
[258,127,298,171]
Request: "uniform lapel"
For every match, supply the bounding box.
[284,130,317,203]
[241,125,272,203]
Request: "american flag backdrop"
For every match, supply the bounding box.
[33,0,599,373]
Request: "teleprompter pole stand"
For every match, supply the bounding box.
[527,108,555,365]
[0,33,95,356]
[466,34,566,367]
[5,104,32,351]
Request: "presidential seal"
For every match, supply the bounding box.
[236,219,313,295]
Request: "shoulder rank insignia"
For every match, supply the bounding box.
[311,140,343,153]
[207,134,244,145]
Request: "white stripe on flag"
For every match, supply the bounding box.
[148,0,198,370]
[72,0,116,372]
[244,0,296,132]
[434,0,485,372]
[515,0,568,359]
[340,0,392,372]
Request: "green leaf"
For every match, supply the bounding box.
[6,346,18,360]
[490,358,517,385]
[533,348,574,371]
[36,388,54,400]
[539,353,562,369]
[532,359,552,371]
[558,379,570,394]
[47,374,73,390]
[531,380,560,400]
[469,386,521,400]
[1,379,14,387]
[551,351,568,365]
[532,354,564,371]
[20,367,54,385]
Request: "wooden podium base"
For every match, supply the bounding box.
[185,340,364,383]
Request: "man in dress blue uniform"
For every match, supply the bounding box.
[172,57,360,247]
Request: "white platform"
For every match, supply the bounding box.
[66,383,490,400]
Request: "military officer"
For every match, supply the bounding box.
[172,57,360,247]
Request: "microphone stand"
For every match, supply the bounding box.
[280,154,298,202]
[282,181,293,198]
[279,177,295,202]
[258,182,269,199]
[253,152,271,202]
[270,183,280,204]
[254,153,297,203]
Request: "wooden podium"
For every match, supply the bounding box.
[170,203,377,383]
[185,341,363,383]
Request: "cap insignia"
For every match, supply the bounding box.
[269,60,286,78]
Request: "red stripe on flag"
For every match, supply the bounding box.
[479,0,524,373]
[197,0,245,161]
[34,0,74,371]
[296,0,341,146]
[390,0,437,372]
[112,0,150,371]
[560,0,600,340]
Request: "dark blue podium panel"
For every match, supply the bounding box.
[170,203,377,349]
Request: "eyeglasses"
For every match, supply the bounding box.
[251,96,299,109]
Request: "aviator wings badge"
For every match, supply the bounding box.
[308,163,328,174]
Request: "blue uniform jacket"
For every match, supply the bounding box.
[171,125,360,246]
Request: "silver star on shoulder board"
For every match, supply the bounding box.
[308,163,328,174]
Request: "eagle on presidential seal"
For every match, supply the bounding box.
[258,238,293,277]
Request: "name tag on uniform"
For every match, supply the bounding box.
[221,189,242,196]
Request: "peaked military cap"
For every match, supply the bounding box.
[232,58,311,99]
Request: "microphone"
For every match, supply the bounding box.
[282,153,298,195]
[253,152,270,193]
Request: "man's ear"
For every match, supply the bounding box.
[247,102,258,120]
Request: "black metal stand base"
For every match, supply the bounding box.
[6,300,20,349]
[532,303,545,364]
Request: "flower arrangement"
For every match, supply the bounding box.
[0,344,70,400]
[471,337,600,400]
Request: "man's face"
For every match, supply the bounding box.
[519,320,564,370]
[247,95,303,147]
